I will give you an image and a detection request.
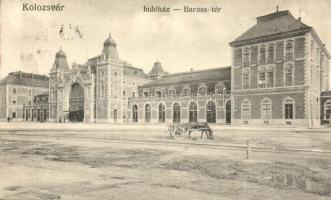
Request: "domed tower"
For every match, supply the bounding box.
[51,47,69,72]
[148,59,165,80]
[102,33,119,60]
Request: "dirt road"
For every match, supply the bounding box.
[0,130,330,200]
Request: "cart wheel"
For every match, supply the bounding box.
[171,127,185,140]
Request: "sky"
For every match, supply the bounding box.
[1,0,331,80]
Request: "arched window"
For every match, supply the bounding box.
[12,112,16,119]
[283,97,294,119]
[182,86,190,96]
[284,64,294,86]
[206,101,216,123]
[143,91,149,97]
[132,105,138,122]
[243,48,250,67]
[325,101,331,120]
[241,99,251,120]
[189,102,198,122]
[268,44,275,63]
[155,90,162,98]
[173,103,181,123]
[285,41,294,60]
[168,88,176,96]
[145,104,151,123]
[198,85,207,95]
[259,45,266,64]
[159,103,165,123]
[215,83,225,94]
[261,98,272,119]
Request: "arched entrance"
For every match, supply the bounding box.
[69,83,84,122]
[132,105,138,122]
[226,100,231,124]
[37,109,41,121]
[145,104,151,123]
[158,103,165,123]
[189,102,197,122]
[173,103,180,123]
[25,109,29,121]
[206,101,216,123]
[44,108,48,122]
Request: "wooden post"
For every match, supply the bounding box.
[246,140,250,159]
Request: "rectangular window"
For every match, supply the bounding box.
[242,72,250,89]
[242,105,250,119]
[243,50,250,67]
[285,67,293,86]
[262,104,271,119]
[285,104,293,119]
[266,71,274,87]
[259,71,274,88]
[258,72,266,88]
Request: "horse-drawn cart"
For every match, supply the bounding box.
[168,122,214,141]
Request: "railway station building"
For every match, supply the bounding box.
[1,9,330,127]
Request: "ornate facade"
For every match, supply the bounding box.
[1,9,330,127]
[48,34,149,123]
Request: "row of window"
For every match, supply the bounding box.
[142,84,227,98]
[242,40,294,67]
[23,108,48,122]
[11,88,33,96]
[242,64,294,89]
[131,101,217,123]
[241,97,296,120]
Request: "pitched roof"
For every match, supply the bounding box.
[141,66,231,87]
[0,71,49,88]
[123,62,147,78]
[150,61,164,74]
[230,10,311,46]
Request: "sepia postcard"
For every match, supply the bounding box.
[0,0,331,199]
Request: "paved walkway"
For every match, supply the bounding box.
[0,122,330,133]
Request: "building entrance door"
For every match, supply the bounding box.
[226,100,231,124]
[69,83,84,122]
